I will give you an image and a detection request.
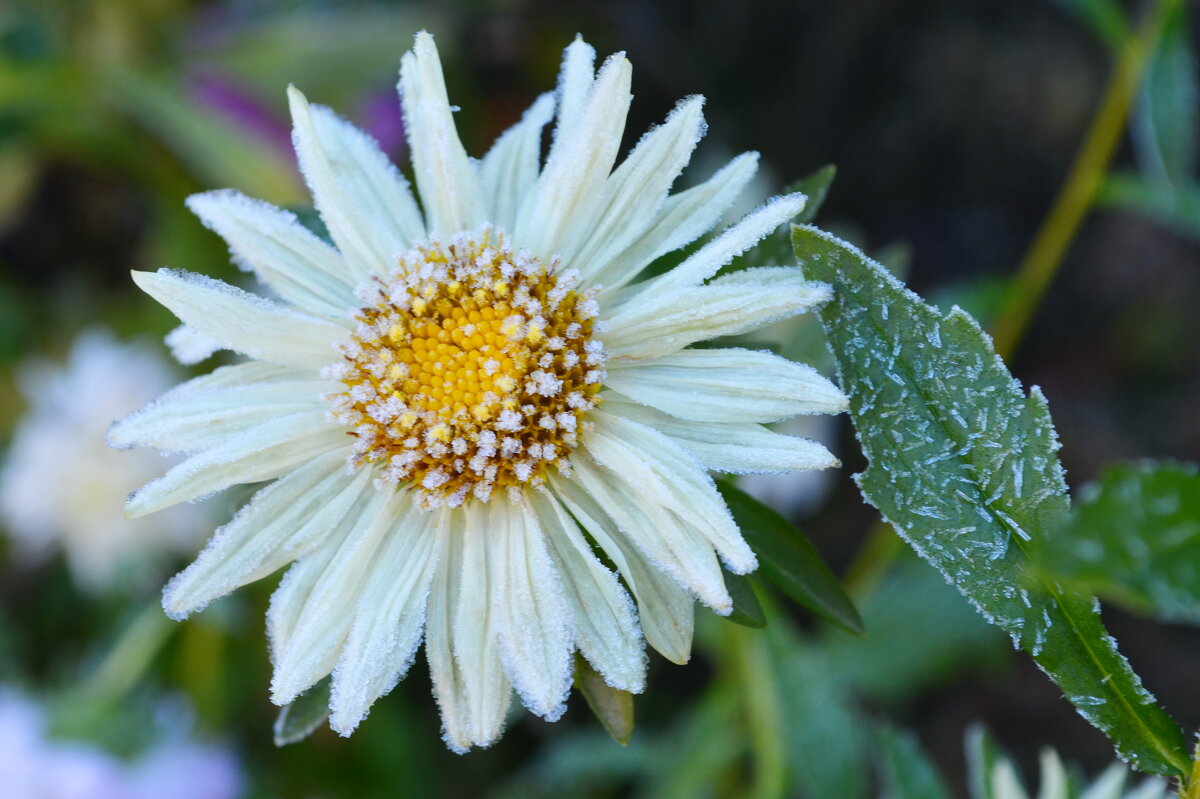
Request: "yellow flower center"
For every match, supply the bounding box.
[328,230,604,507]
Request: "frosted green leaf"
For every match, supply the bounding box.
[1041,461,1200,624]
[793,225,1189,777]
[273,675,330,746]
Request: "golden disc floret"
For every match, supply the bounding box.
[326,229,605,507]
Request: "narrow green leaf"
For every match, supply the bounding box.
[1098,170,1200,240]
[574,657,634,746]
[1053,0,1131,50]
[792,164,837,225]
[794,225,1190,777]
[719,482,864,635]
[1134,4,1197,189]
[877,726,953,799]
[1041,461,1200,624]
[273,676,330,747]
[723,570,767,628]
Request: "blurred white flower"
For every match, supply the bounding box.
[983,744,1168,799]
[0,693,242,799]
[0,329,207,591]
[738,414,839,518]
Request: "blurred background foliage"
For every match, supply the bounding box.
[0,0,1198,797]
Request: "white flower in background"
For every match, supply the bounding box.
[984,747,1168,799]
[0,329,206,592]
[0,693,242,799]
[111,32,847,750]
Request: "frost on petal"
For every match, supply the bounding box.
[450,504,512,747]
[125,411,346,518]
[530,491,646,692]
[603,392,840,474]
[398,32,484,237]
[186,190,357,316]
[329,505,440,735]
[602,267,833,361]
[480,93,555,233]
[270,488,397,705]
[486,499,573,720]
[592,151,759,298]
[605,347,847,423]
[132,269,347,370]
[162,451,367,620]
[550,472,695,664]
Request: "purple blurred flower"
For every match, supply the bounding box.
[191,72,293,160]
[360,88,407,160]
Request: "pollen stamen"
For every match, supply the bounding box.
[330,229,603,508]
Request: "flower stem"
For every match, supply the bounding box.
[990,0,1180,359]
[729,624,787,799]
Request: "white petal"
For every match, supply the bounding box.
[593,151,759,298]
[165,324,221,365]
[125,411,346,518]
[588,409,757,576]
[603,393,840,473]
[452,504,512,747]
[186,190,356,316]
[552,36,596,145]
[605,347,848,423]
[162,452,368,619]
[549,473,694,664]
[424,511,473,752]
[487,499,572,720]
[330,502,441,735]
[516,53,632,261]
[530,491,645,692]
[309,103,426,253]
[570,449,732,614]
[132,269,346,370]
[288,87,386,282]
[602,267,832,360]
[479,93,554,233]
[270,487,399,704]
[109,374,330,453]
[642,193,806,291]
[398,32,484,237]
[569,95,705,279]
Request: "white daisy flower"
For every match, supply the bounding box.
[112,32,848,751]
[0,329,207,592]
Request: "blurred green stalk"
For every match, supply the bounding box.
[991,0,1182,359]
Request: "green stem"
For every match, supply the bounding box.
[81,603,173,707]
[990,0,1180,360]
[729,624,787,799]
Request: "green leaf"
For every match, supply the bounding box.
[1098,170,1200,240]
[718,482,864,635]
[876,727,953,799]
[793,224,1190,777]
[792,164,837,225]
[1041,461,1200,624]
[1134,4,1197,189]
[574,657,635,746]
[273,676,330,747]
[1053,0,1131,49]
[723,570,767,628]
